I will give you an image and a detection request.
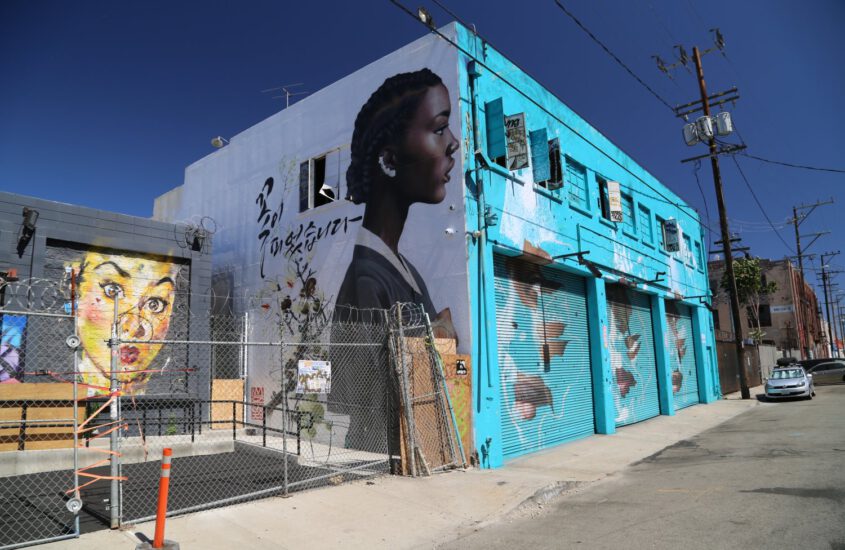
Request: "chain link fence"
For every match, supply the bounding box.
[110,302,453,526]
[0,278,81,549]
[0,276,465,548]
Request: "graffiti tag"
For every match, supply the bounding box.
[256,177,284,278]
[283,216,363,259]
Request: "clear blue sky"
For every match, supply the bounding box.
[2,1,843,297]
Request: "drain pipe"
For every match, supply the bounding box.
[467,61,494,403]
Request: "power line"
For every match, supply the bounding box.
[386,0,711,232]
[738,152,845,174]
[730,155,796,255]
[552,0,675,113]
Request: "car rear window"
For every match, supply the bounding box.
[771,369,803,379]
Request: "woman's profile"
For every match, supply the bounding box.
[335,68,458,338]
[330,68,459,456]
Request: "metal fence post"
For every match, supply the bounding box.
[281,339,289,497]
[109,295,120,529]
[232,401,236,441]
[72,304,81,537]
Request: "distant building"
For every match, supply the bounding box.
[707,258,825,359]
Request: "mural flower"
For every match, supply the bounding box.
[672,369,684,394]
[513,372,553,420]
[615,367,636,398]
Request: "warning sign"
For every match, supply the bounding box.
[250,386,265,420]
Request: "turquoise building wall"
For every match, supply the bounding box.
[454,24,719,468]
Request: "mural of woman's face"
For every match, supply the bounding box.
[391,84,458,205]
[77,252,177,387]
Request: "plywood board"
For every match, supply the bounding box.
[440,354,473,463]
[434,338,456,356]
[211,379,244,430]
[0,383,76,401]
[0,383,81,451]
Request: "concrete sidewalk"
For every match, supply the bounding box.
[43,388,763,550]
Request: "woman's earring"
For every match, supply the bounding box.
[378,155,396,178]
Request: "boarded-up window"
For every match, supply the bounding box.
[566,158,587,208]
[529,128,550,183]
[485,98,506,167]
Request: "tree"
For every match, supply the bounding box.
[721,258,777,343]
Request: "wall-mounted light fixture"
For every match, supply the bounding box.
[417,6,435,27]
[22,208,39,232]
[210,136,229,148]
[189,228,207,252]
[17,207,39,256]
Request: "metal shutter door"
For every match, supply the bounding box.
[666,303,699,410]
[494,254,594,459]
[606,285,661,426]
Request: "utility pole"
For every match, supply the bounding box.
[837,301,845,355]
[829,282,842,357]
[790,199,833,280]
[789,200,833,359]
[689,47,750,398]
[819,251,840,358]
[826,275,841,358]
[659,31,750,398]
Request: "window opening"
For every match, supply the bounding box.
[597,177,611,220]
[299,147,345,212]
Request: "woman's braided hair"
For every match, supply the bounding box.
[346,68,443,204]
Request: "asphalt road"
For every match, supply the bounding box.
[440,385,845,550]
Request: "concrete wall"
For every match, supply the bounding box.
[0,191,212,398]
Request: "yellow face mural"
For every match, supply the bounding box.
[76,252,178,392]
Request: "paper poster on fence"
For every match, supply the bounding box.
[296,360,332,394]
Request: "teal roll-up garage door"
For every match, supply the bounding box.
[493,254,594,459]
[666,302,699,410]
[606,284,661,426]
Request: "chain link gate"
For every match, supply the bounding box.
[0,278,81,549]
